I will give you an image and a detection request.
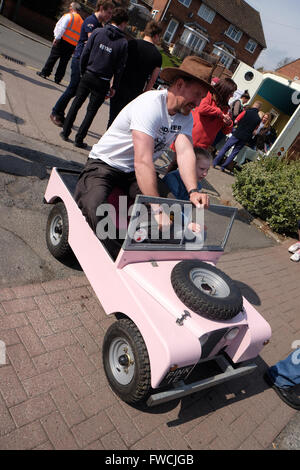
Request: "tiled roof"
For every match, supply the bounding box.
[203,0,266,48]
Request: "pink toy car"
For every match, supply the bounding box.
[44,167,271,407]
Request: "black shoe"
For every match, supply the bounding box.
[264,371,300,410]
[54,78,61,84]
[59,131,70,142]
[74,141,87,149]
[220,168,225,172]
[36,71,47,79]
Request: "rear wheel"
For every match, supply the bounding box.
[171,260,243,321]
[103,318,151,404]
[46,202,72,260]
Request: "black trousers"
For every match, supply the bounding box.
[41,39,75,82]
[63,72,110,143]
[107,89,138,129]
[74,158,170,233]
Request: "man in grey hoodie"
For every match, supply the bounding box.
[60,7,128,148]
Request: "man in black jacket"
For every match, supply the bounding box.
[60,7,128,148]
[213,101,262,171]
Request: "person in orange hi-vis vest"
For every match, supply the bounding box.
[37,2,83,84]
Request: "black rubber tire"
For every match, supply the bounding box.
[171,260,243,321]
[46,202,72,260]
[102,318,151,404]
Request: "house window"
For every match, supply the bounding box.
[180,27,207,53]
[245,39,257,53]
[212,47,233,69]
[197,3,215,23]
[178,0,192,7]
[163,19,179,44]
[225,24,242,43]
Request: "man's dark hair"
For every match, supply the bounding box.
[95,0,114,11]
[111,7,129,25]
[242,89,250,99]
[143,20,163,38]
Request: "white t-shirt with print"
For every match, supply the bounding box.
[89,89,194,173]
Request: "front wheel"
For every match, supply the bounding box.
[46,202,72,260]
[102,318,151,404]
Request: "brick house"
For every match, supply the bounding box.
[150,0,266,72]
[276,58,300,81]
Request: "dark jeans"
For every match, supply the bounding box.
[41,39,75,82]
[52,56,81,118]
[74,158,169,233]
[63,71,109,143]
[213,135,246,169]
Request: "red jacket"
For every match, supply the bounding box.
[191,92,233,148]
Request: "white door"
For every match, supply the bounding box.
[163,19,179,44]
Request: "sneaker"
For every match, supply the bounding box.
[264,371,300,410]
[288,241,300,253]
[290,249,300,262]
[50,113,63,127]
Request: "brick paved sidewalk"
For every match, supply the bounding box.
[0,240,299,450]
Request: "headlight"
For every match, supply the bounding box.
[200,333,209,346]
[224,327,240,341]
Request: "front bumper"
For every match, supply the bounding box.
[147,355,257,407]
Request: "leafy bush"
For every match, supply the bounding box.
[232,156,300,235]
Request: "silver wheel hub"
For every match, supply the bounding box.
[109,337,135,385]
[50,215,63,246]
[189,267,230,298]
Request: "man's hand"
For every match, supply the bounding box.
[189,191,209,208]
[105,87,115,99]
[53,39,60,46]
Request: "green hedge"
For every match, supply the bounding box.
[232,156,300,235]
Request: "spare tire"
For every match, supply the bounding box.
[171,260,243,321]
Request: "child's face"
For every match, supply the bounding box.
[196,157,210,180]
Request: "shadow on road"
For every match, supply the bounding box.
[0,141,83,178]
[136,356,270,430]
[0,63,60,90]
[0,109,24,124]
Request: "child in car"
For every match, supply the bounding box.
[162,147,211,201]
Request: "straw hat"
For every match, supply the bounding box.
[160,55,216,94]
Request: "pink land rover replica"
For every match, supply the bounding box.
[44,167,271,407]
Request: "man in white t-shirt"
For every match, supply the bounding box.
[74,55,217,233]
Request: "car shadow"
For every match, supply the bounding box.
[233,280,261,306]
[135,355,271,428]
[0,142,83,178]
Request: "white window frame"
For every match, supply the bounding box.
[212,45,234,69]
[225,24,242,43]
[180,26,208,53]
[245,38,257,53]
[197,3,216,23]
[163,18,179,44]
[178,0,192,7]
